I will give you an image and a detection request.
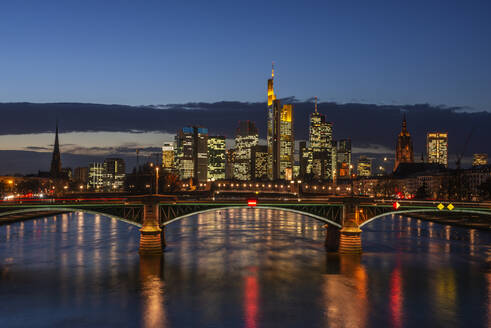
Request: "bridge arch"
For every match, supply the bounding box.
[0,207,142,227]
[162,206,342,228]
[359,208,491,228]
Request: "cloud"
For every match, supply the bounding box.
[352,144,393,154]
[1,101,491,171]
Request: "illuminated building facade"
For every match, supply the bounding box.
[395,115,414,171]
[473,153,488,166]
[175,126,208,182]
[357,156,372,177]
[267,65,294,180]
[426,132,448,167]
[161,142,175,173]
[225,149,236,180]
[103,158,126,190]
[88,159,125,191]
[299,141,311,178]
[337,139,352,178]
[308,98,333,180]
[88,162,104,190]
[207,136,226,180]
[252,145,268,180]
[234,121,259,180]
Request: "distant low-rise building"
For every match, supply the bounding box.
[357,156,372,177]
[473,153,488,167]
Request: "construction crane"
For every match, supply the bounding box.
[455,128,475,170]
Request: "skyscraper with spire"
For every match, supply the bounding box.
[50,121,62,179]
[394,114,414,171]
[308,97,333,180]
[266,63,294,180]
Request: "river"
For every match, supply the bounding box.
[0,208,490,327]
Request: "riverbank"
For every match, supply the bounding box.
[409,212,491,231]
[0,210,68,225]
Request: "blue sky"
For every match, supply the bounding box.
[1,1,491,109]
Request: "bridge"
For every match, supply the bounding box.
[1,195,490,255]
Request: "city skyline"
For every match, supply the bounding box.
[0,98,490,175]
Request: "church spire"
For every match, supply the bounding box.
[50,121,62,179]
[402,113,407,132]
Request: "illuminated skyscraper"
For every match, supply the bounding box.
[309,97,333,180]
[225,149,236,180]
[252,145,268,180]
[161,142,175,173]
[175,126,208,182]
[266,64,294,180]
[395,115,414,171]
[207,136,226,180]
[234,121,259,180]
[426,132,448,167]
[473,153,488,166]
[357,156,372,177]
[337,139,352,178]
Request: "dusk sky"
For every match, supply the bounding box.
[1,0,491,109]
[1,1,491,174]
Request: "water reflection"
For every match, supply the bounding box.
[323,255,368,327]
[140,256,167,328]
[0,209,490,327]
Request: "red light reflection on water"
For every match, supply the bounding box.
[390,267,403,328]
[244,267,259,328]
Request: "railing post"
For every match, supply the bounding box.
[339,198,363,254]
[139,195,163,255]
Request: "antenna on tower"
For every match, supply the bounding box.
[271,61,274,78]
[315,96,318,113]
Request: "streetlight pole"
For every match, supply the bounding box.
[155,167,159,195]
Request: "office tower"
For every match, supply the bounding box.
[337,139,352,178]
[74,167,88,184]
[161,142,175,173]
[207,136,226,180]
[331,140,337,182]
[252,145,268,180]
[299,141,310,178]
[175,126,209,182]
[426,132,448,167]
[473,153,488,166]
[395,114,414,171]
[234,121,259,180]
[225,149,236,180]
[357,156,372,177]
[175,127,194,180]
[309,97,333,180]
[194,127,208,182]
[88,162,105,190]
[266,65,294,180]
[103,158,126,190]
[50,121,62,179]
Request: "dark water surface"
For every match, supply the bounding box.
[0,209,490,327]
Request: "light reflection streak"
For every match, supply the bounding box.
[244,268,259,328]
[390,266,403,328]
[140,256,167,328]
[323,256,367,327]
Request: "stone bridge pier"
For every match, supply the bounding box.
[338,199,362,254]
[139,196,164,255]
[325,199,363,254]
